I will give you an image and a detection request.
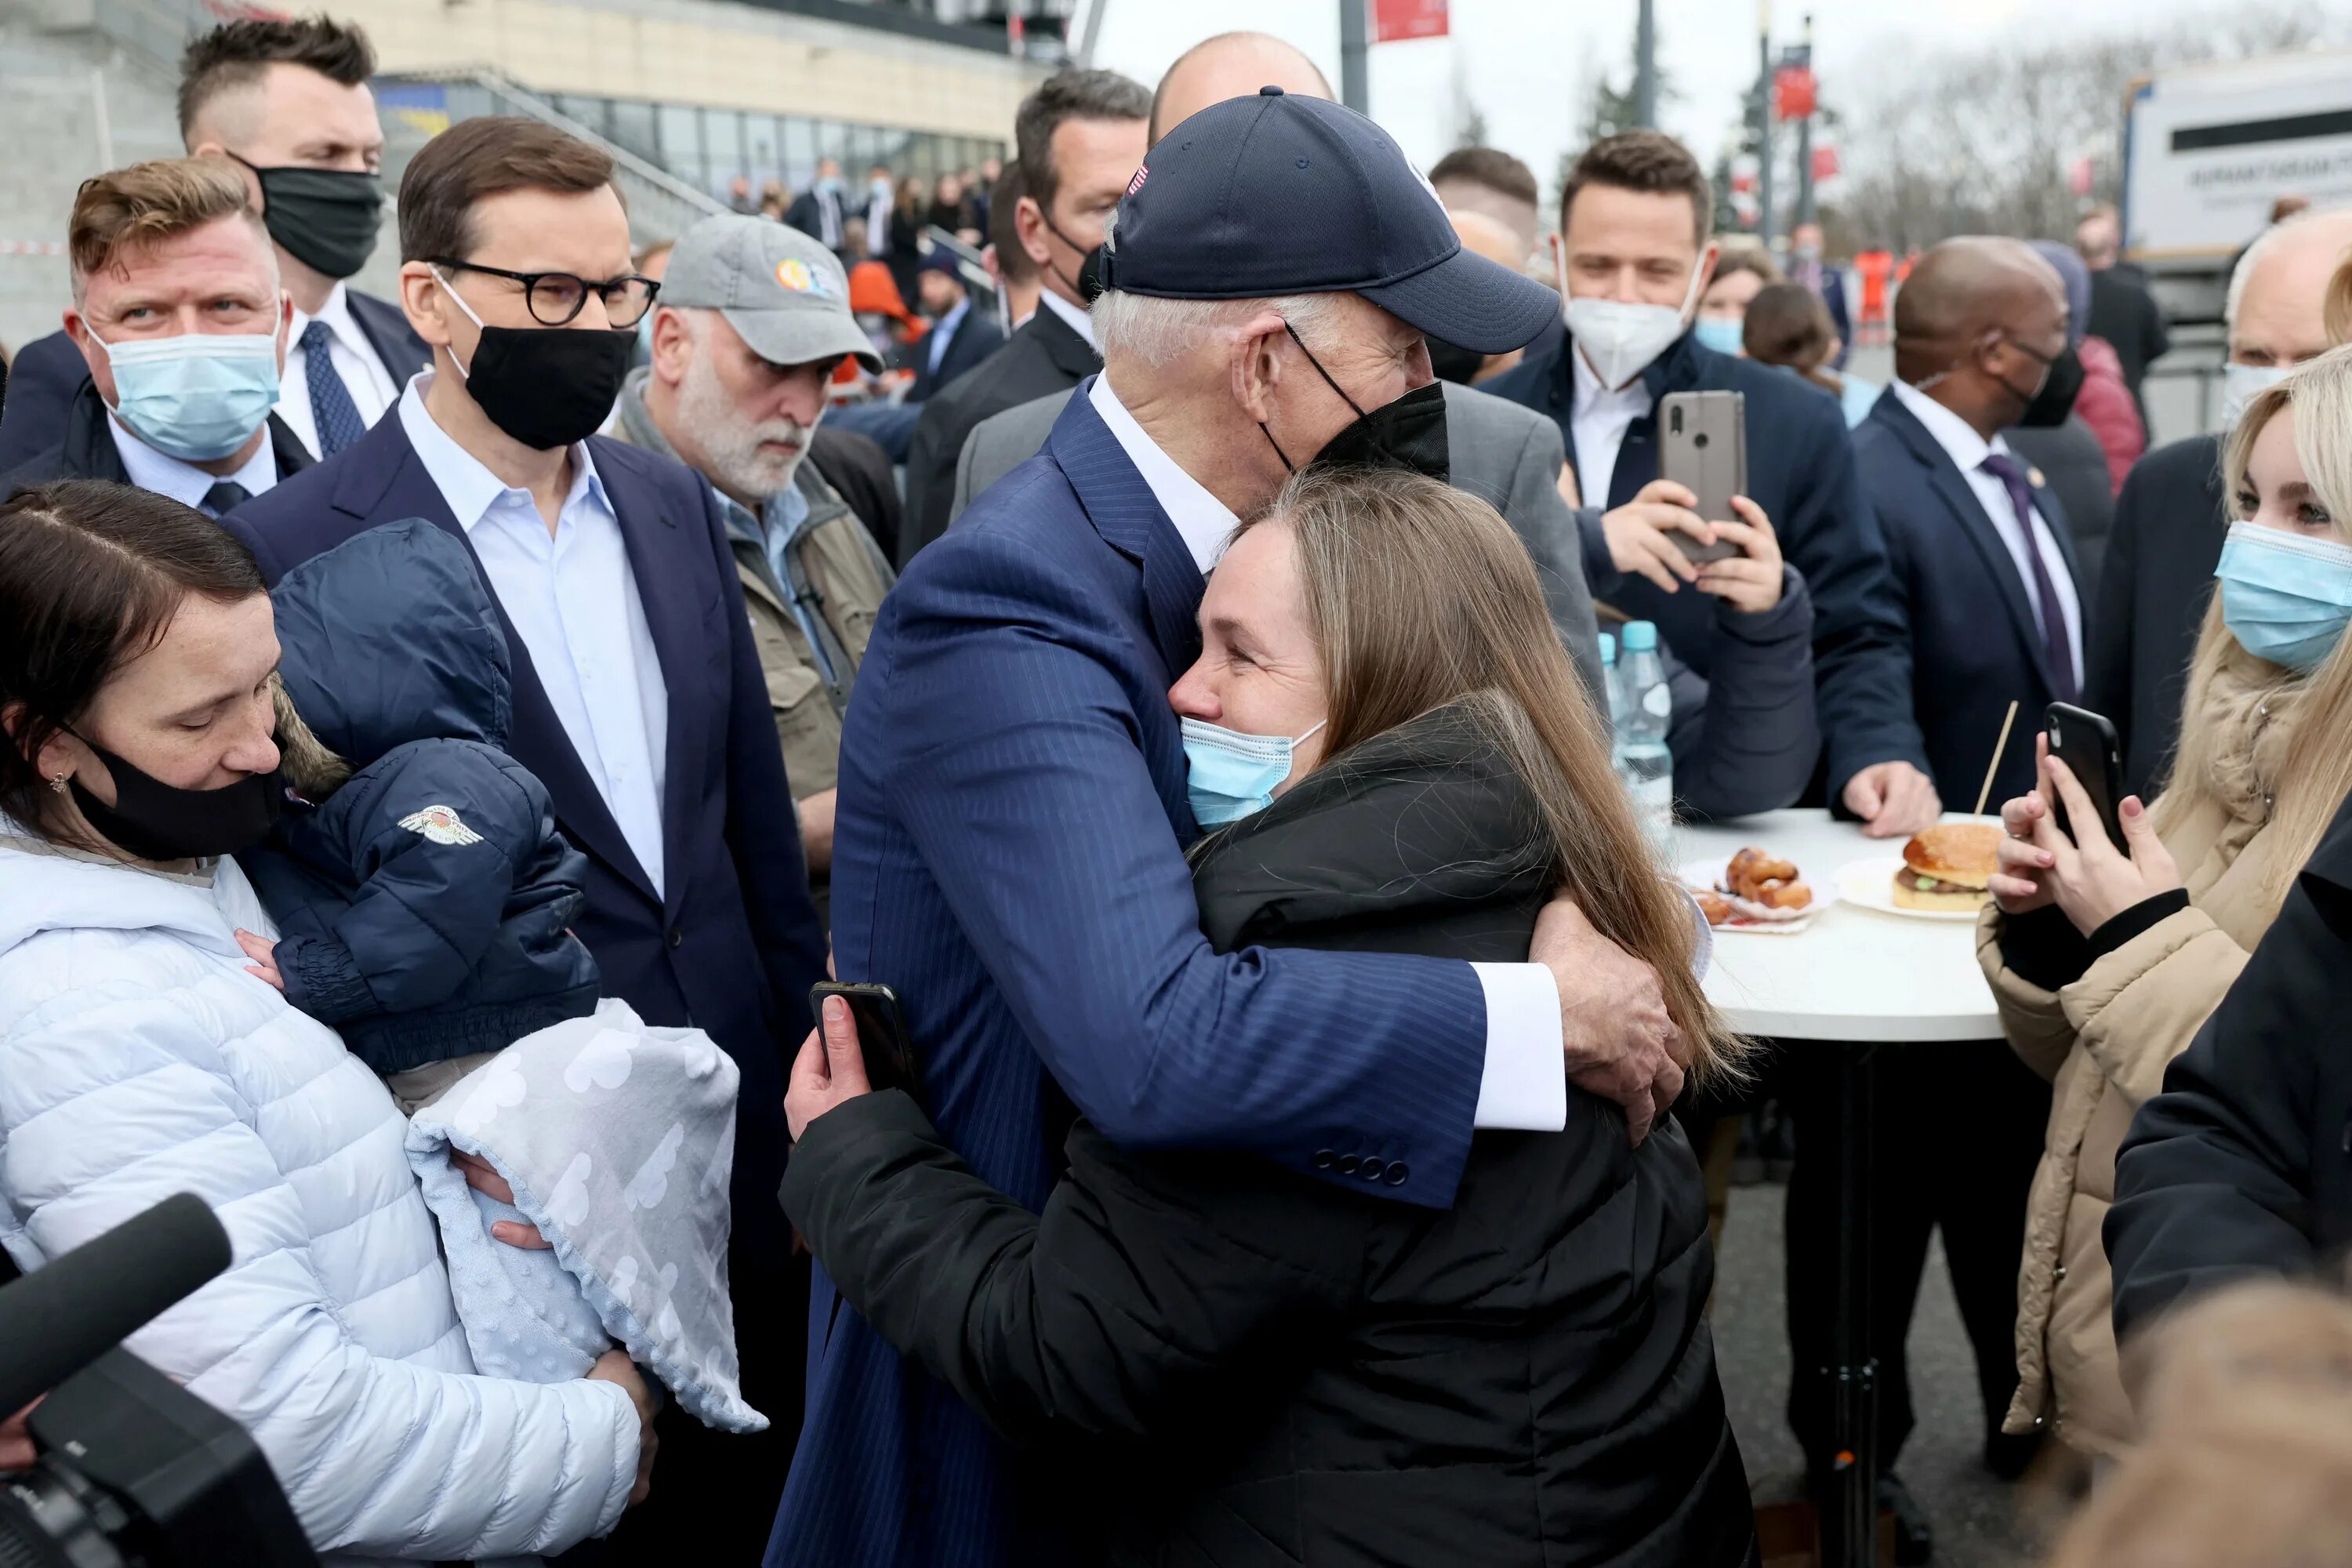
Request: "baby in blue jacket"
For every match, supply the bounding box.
[237,518,599,1109]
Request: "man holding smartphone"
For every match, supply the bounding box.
[1488,129,1936,837]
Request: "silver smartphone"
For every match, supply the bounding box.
[1657,390,1746,564]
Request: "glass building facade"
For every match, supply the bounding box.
[381,78,1003,203]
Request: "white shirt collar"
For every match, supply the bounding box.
[1039,288,1098,351]
[289,280,362,352]
[107,412,279,510]
[1570,337,1652,417]
[1890,378,2005,473]
[1087,372,1236,574]
[396,372,611,532]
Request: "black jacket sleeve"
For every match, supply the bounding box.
[2107,812,2352,1340]
[1668,565,1822,821]
[782,1091,1363,1448]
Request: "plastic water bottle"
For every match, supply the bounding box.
[1617,621,1675,861]
[1598,631,1626,751]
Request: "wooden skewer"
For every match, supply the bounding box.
[1973,699,2020,818]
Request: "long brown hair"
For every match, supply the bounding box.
[1235,466,1743,1084]
[2157,345,2352,910]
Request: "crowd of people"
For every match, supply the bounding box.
[2,12,2352,1568]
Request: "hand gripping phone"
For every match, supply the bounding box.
[2045,702,2126,848]
[808,981,924,1106]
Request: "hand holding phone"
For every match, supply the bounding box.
[2045,703,2124,849]
[1657,390,1746,564]
[1994,712,2184,936]
[788,982,924,1143]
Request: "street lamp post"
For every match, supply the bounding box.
[1340,0,1369,114]
[1634,0,1657,129]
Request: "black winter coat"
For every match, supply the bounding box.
[2108,783,2352,1341]
[239,519,599,1074]
[783,705,1755,1568]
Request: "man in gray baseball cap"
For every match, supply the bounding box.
[609,213,895,898]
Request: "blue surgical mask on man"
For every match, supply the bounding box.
[1692,316,1745,358]
[1181,716,1328,826]
[2216,520,2352,672]
[93,326,281,463]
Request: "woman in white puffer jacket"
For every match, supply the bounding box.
[0,480,654,1563]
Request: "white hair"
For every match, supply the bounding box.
[1090,288,1345,369]
[2227,205,2352,332]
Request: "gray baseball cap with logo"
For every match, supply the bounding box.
[659,214,884,372]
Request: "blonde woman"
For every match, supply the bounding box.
[780,467,1757,1566]
[1981,344,2352,1464]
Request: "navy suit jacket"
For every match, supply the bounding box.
[909,304,1006,403]
[772,387,1493,1568]
[222,411,828,1266]
[1854,388,2084,808]
[0,288,428,472]
[1486,328,1925,798]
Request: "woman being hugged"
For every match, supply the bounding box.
[0,481,652,1563]
[785,466,1755,1566]
[1981,344,2352,1463]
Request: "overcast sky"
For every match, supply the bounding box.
[1090,0,2348,194]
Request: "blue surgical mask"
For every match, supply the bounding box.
[2220,361,2292,430]
[2216,521,2352,672]
[1692,315,1746,358]
[94,327,281,462]
[1181,715,1327,826]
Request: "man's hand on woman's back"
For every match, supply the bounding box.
[1530,896,1686,1145]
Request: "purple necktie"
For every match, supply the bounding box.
[1980,451,2078,702]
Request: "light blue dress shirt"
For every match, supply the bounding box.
[397,376,670,896]
[751,478,841,687]
[107,413,280,515]
[925,297,970,377]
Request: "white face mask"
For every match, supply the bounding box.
[2220,360,2292,431]
[1556,238,1712,391]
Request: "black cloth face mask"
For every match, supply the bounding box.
[1425,335,1486,386]
[67,735,282,862]
[1258,321,1452,484]
[1998,338,2085,428]
[1040,212,1107,304]
[230,154,383,280]
[435,267,637,450]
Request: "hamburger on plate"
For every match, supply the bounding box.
[1895,822,2001,912]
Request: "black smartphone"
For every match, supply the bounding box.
[2045,702,2125,848]
[1657,390,1746,564]
[809,981,924,1106]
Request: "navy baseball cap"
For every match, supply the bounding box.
[1098,87,1558,354]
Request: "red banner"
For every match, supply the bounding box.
[1810,144,1841,183]
[1373,0,1449,44]
[1773,63,1817,122]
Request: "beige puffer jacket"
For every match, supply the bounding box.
[1977,661,2293,1458]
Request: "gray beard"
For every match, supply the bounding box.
[677,354,820,505]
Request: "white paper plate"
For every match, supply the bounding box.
[1679,858,1835,935]
[1834,856,1987,923]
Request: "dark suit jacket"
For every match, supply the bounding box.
[784,187,847,251]
[1487,328,1923,800]
[775,390,1494,1568]
[2085,267,2169,412]
[806,423,904,565]
[1854,387,2085,808]
[2006,414,2117,605]
[909,305,1006,404]
[221,412,829,1266]
[2085,434,2228,800]
[0,374,312,495]
[898,299,1098,568]
[2109,782,2352,1340]
[0,288,427,472]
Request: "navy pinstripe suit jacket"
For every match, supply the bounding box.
[768,386,1501,1567]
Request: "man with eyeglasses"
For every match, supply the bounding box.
[225,116,829,1560]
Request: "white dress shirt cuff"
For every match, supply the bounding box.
[1469,962,1568,1132]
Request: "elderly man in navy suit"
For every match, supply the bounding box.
[1784,238,2085,1546]
[772,89,1697,1568]
[224,115,827,1561]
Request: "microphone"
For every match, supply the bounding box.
[0,1192,230,1418]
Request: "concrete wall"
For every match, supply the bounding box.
[339,0,1045,140]
[0,16,181,356]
